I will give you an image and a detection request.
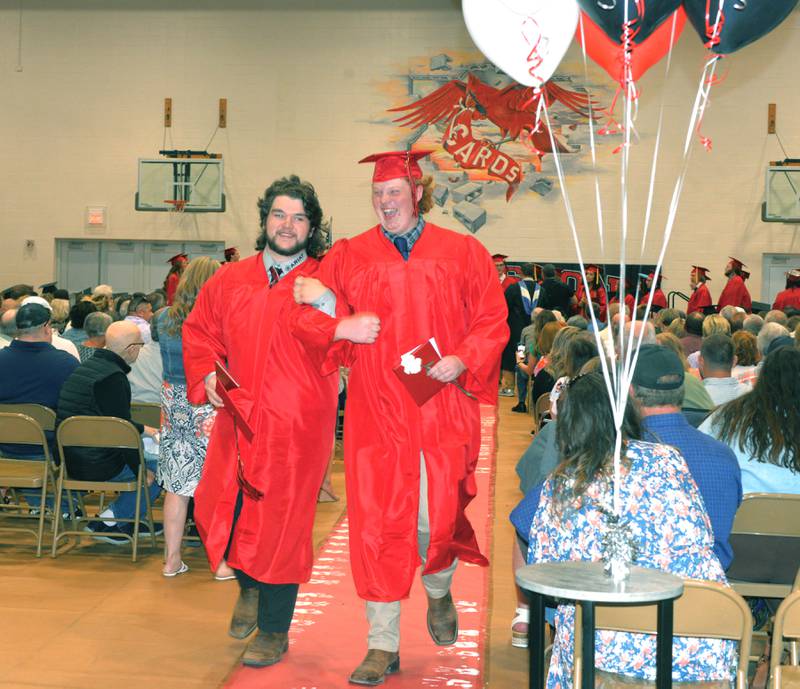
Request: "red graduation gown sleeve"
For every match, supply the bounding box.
[165,271,179,306]
[717,275,752,312]
[773,287,800,311]
[687,283,712,314]
[182,254,338,584]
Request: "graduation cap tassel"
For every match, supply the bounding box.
[233,418,264,501]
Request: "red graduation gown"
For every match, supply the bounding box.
[575,283,608,322]
[638,288,667,310]
[182,254,338,583]
[687,283,712,315]
[717,275,752,312]
[165,271,180,305]
[293,223,509,602]
[773,287,800,312]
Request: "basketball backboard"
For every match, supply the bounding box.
[763,164,800,223]
[135,157,225,212]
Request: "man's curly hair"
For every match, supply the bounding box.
[255,175,330,258]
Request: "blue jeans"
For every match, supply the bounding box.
[515,365,530,405]
[108,452,161,519]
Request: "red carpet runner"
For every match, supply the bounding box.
[223,405,497,689]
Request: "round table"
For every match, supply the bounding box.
[516,561,684,689]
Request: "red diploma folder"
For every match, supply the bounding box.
[214,361,254,438]
[392,338,446,407]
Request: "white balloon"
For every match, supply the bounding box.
[462,0,579,87]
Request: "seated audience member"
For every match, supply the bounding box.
[76,312,112,362]
[787,315,800,333]
[125,294,153,344]
[56,320,161,542]
[731,330,760,385]
[516,309,558,410]
[687,314,731,369]
[680,311,704,356]
[49,298,70,333]
[650,332,715,415]
[127,308,164,404]
[1,284,36,312]
[700,347,800,495]
[527,371,736,687]
[632,345,742,569]
[742,314,764,337]
[92,284,114,314]
[764,309,789,328]
[654,307,679,332]
[541,326,580,416]
[699,333,751,405]
[61,300,97,345]
[756,322,790,360]
[525,321,564,405]
[566,315,587,330]
[730,311,745,333]
[113,295,130,321]
[0,309,16,348]
[0,303,80,459]
[719,305,737,325]
[20,297,79,360]
[147,290,166,313]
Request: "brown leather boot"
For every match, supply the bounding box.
[241,631,289,667]
[426,591,458,646]
[348,649,400,686]
[229,587,258,639]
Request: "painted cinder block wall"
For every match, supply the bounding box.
[1,0,798,302]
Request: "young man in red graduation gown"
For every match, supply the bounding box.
[717,256,752,312]
[182,176,339,669]
[164,253,188,305]
[773,269,800,312]
[574,264,608,322]
[638,272,667,310]
[687,265,713,315]
[292,150,508,685]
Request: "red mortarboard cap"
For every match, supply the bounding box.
[645,272,666,281]
[728,256,747,270]
[358,149,434,184]
[585,264,601,272]
[692,265,711,281]
[167,253,188,266]
[224,247,238,259]
[491,254,509,263]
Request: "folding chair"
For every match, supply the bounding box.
[52,416,157,562]
[0,406,58,556]
[130,402,162,429]
[771,589,800,689]
[533,393,552,434]
[573,580,752,689]
[726,494,800,600]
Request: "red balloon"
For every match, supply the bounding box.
[577,7,686,84]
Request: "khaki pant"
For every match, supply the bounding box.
[365,453,458,652]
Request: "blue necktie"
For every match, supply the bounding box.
[393,236,409,261]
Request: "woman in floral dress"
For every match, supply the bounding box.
[156,256,224,577]
[528,371,737,688]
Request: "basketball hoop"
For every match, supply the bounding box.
[164,199,187,213]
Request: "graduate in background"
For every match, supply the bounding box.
[773,269,800,312]
[574,264,608,322]
[292,149,508,686]
[163,253,188,305]
[717,257,752,312]
[638,272,668,311]
[687,265,713,315]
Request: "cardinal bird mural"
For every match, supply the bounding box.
[389,72,596,199]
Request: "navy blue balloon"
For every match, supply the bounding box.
[578,0,683,44]
[683,0,799,53]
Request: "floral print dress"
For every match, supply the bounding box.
[528,440,737,689]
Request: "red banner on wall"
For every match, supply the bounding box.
[444,110,523,201]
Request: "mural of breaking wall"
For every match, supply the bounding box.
[372,52,619,234]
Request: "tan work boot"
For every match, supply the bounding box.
[348,649,400,686]
[426,591,458,646]
[229,587,258,639]
[241,631,289,667]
